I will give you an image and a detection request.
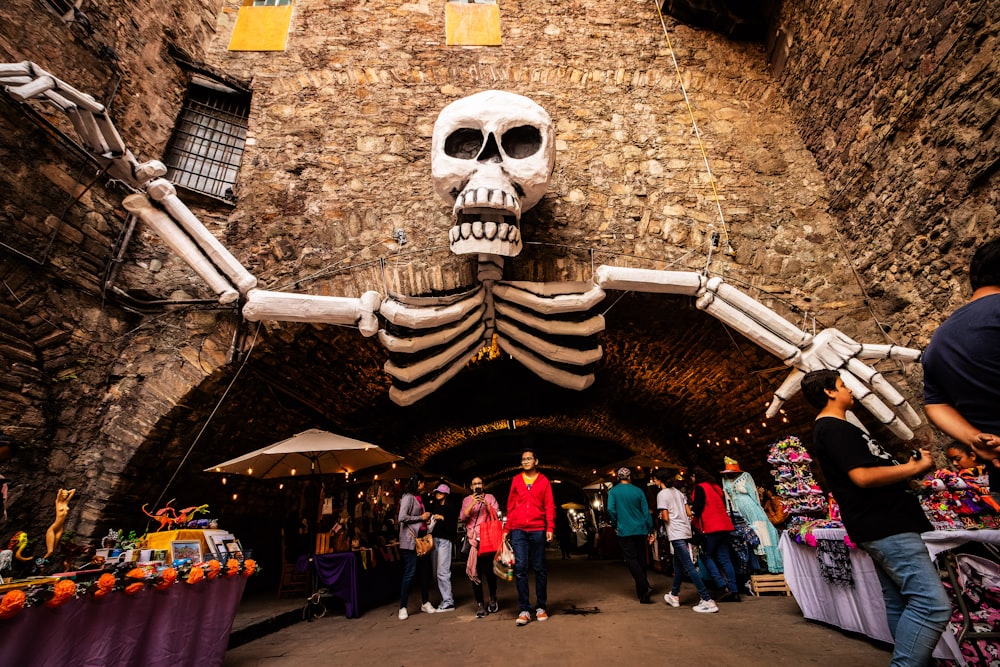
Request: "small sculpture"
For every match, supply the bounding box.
[44,488,75,559]
[142,500,177,531]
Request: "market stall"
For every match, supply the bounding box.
[296,544,403,618]
[0,566,250,666]
[780,526,1000,663]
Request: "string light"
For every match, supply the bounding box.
[232,493,238,501]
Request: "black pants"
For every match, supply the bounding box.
[471,552,498,603]
[618,535,651,598]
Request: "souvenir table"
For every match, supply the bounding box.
[780,528,1000,662]
[296,546,403,618]
[0,574,246,666]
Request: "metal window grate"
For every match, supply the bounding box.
[164,86,250,200]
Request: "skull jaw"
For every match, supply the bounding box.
[448,194,523,256]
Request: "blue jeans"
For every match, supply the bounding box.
[671,539,712,601]
[432,537,453,606]
[702,531,738,592]
[861,533,951,667]
[511,529,547,612]
[399,548,431,609]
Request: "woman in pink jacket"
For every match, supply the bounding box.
[460,476,501,618]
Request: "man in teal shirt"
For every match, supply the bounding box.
[607,467,655,603]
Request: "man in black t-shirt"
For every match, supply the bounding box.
[802,369,950,667]
[923,237,1000,502]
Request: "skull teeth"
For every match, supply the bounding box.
[453,188,521,218]
[450,223,520,244]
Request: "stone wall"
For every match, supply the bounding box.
[0,0,237,540]
[202,0,862,328]
[772,0,999,350]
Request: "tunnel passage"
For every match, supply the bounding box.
[95,288,852,563]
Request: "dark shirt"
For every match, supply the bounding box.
[426,494,458,541]
[923,293,1000,435]
[812,417,931,543]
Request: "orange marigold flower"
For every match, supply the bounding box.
[44,579,77,608]
[126,568,146,580]
[226,559,240,577]
[206,560,222,579]
[97,573,116,591]
[125,582,145,596]
[186,566,204,584]
[242,559,256,576]
[0,590,27,619]
[154,567,178,591]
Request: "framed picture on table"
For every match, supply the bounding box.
[170,540,203,564]
[223,539,244,560]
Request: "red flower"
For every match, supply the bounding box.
[125,582,145,596]
[0,590,26,619]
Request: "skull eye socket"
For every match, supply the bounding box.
[444,128,484,159]
[501,125,542,159]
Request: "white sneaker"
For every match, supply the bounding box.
[421,601,437,614]
[398,607,408,620]
[663,593,680,608]
[692,599,719,614]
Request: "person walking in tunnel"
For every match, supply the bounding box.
[427,482,457,612]
[923,236,1000,505]
[507,448,555,626]
[460,476,500,618]
[607,467,655,603]
[802,369,950,667]
[690,467,740,602]
[397,473,435,620]
[654,469,718,613]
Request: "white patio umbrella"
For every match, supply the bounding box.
[204,429,401,479]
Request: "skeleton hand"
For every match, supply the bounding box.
[596,266,923,440]
[765,328,922,439]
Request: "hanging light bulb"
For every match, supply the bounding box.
[392,462,397,469]
[290,468,297,476]
[232,493,238,501]
[221,477,227,485]
[247,467,253,475]
[278,483,284,490]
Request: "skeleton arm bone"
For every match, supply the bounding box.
[596,265,922,440]
[244,290,382,337]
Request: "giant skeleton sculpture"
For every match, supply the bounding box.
[1,63,924,438]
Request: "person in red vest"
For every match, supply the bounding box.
[506,449,555,626]
[690,467,740,602]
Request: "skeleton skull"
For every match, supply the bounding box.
[431,90,555,257]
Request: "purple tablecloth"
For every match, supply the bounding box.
[296,549,404,618]
[296,552,360,617]
[0,575,246,666]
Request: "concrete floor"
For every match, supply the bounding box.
[225,552,892,666]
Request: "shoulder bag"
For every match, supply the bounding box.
[407,527,435,557]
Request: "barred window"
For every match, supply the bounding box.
[163,84,250,201]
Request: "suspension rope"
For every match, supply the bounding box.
[651,0,733,256]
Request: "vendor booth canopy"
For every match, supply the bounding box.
[205,429,401,479]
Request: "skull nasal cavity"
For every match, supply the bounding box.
[478,133,503,163]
